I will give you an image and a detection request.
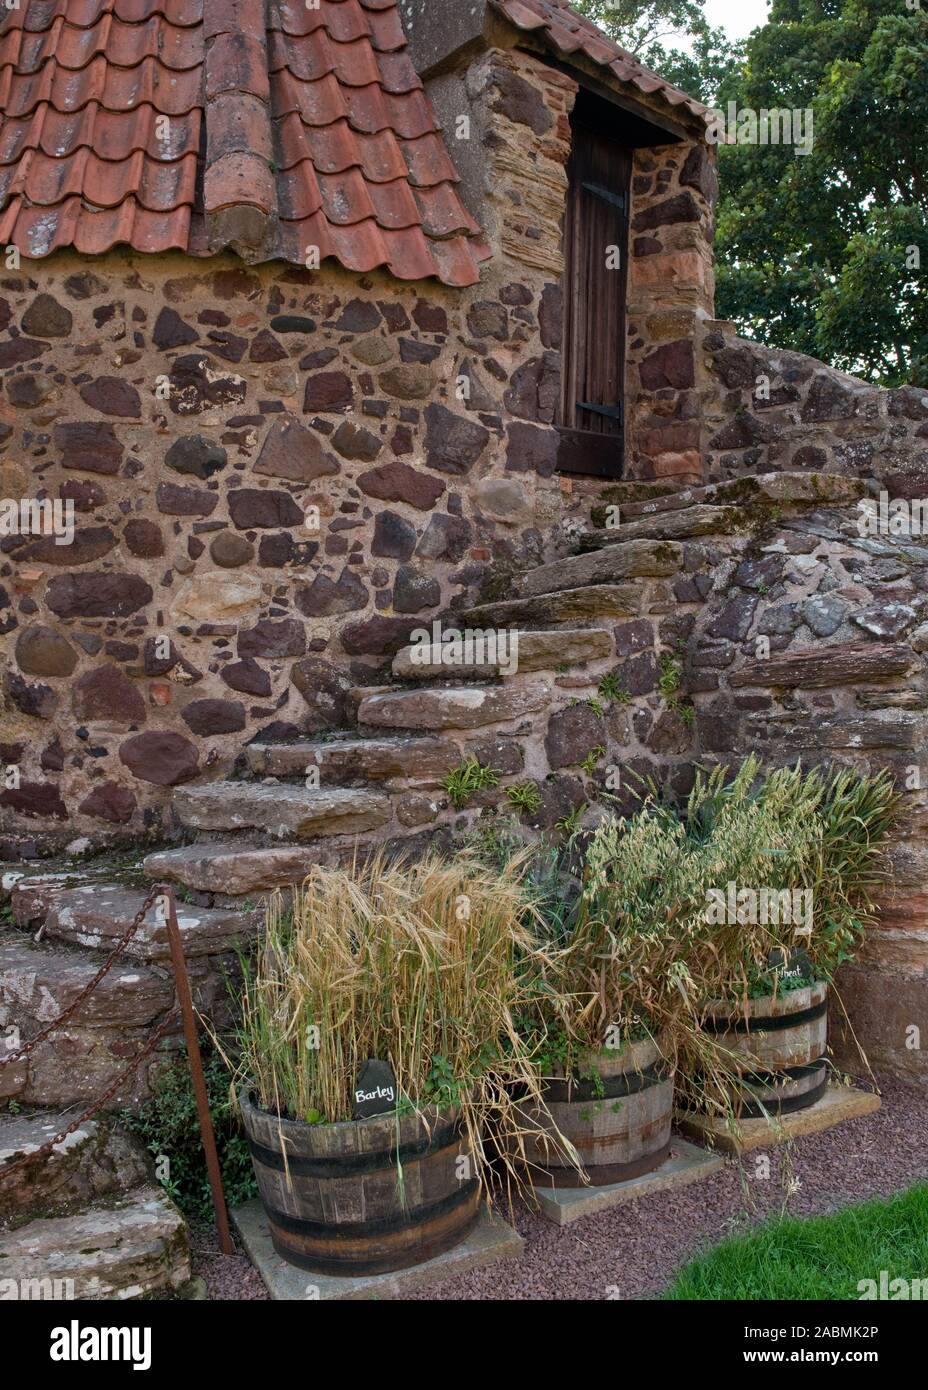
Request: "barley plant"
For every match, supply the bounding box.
[233,849,577,1200]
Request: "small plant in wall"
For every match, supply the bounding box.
[580,745,605,777]
[442,756,501,809]
[506,780,542,816]
[555,804,586,837]
[598,672,630,705]
[658,642,694,723]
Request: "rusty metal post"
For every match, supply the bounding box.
[159,884,235,1257]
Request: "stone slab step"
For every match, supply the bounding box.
[0,1185,190,1300]
[461,583,639,628]
[518,540,683,599]
[729,641,915,690]
[233,1197,523,1301]
[594,471,865,525]
[11,879,259,961]
[0,935,173,1030]
[172,783,392,841]
[580,503,746,549]
[357,681,553,732]
[0,935,182,1110]
[391,628,612,681]
[246,736,458,786]
[677,1084,880,1154]
[144,841,347,895]
[0,1111,150,1223]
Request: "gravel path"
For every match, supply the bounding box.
[191,1079,928,1301]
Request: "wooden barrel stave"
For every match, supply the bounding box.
[520,1037,674,1188]
[702,982,829,1117]
[240,1092,480,1276]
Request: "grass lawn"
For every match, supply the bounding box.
[664,1184,928,1300]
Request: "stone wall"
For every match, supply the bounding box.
[0,247,564,846]
[626,142,717,486]
[701,319,928,495]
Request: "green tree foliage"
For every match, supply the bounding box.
[713,0,928,384]
[574,0,928,384]
[572,0,743,103]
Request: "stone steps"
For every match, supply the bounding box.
[0,1185,190,1300]
[592,470,864,526]
[517,539,683,599]
[357,681,554,732]
[143,841,344,895]
[10,879,260,961]
[0,933,179,1109]
[461,583,639,628]
[172,782,392,840]
[245,735,458,785]
[0,1110,150,1224]
[580,503,746,549]
[391,628,612,681]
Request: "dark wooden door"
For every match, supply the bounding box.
[557,115,631,479]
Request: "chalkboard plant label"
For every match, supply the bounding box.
[767,946,814,984]
[352,1058,398,1120]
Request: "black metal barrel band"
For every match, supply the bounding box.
[247,1115,464,1179]
[541,1058,671,1104]
[700,998,828,1036]
[736,1069,829,1120]
[529,1140,672,1190]
[266,1180,478,1243]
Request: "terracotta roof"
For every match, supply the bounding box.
[491,0,712,124]
[0,0,490,284]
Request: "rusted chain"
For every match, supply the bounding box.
[0,883,163,1067]
[0,1009,179,1181]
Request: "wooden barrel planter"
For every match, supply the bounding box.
[517,1037,674,1189]
[701,981,829,1118]
[239,1092,481,1276]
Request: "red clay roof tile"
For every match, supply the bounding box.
[491,0,712,123]
[0,0,489,283]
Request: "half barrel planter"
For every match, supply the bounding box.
[701,981,830,1118]
[518,1037,674,1188]
[239,1092,481,1276]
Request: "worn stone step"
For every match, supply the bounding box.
[11,879,260,961]
[0,934,180,1110]
[729,642,915,690]
[580,503,746,549]
[0,1185,190,1300]
[518,540,683,599]
[746,714,920,751]
[172,783,392,840]
[143,841,346,895]
[358,681,553,732]
[593,471,865,525]
[461,583,639,628]
[391,628,612,681]
[0,1111,150,1223]
[246,735,457,786]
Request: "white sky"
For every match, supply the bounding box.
[703,0,772,41]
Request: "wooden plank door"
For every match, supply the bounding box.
[557,115,631,479]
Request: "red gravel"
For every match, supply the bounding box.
[191,1079,928,1301]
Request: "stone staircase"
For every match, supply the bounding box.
[0,1109,190,1299]
[5,467,904,1288]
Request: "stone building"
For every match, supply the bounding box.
[0,0,925,1126]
